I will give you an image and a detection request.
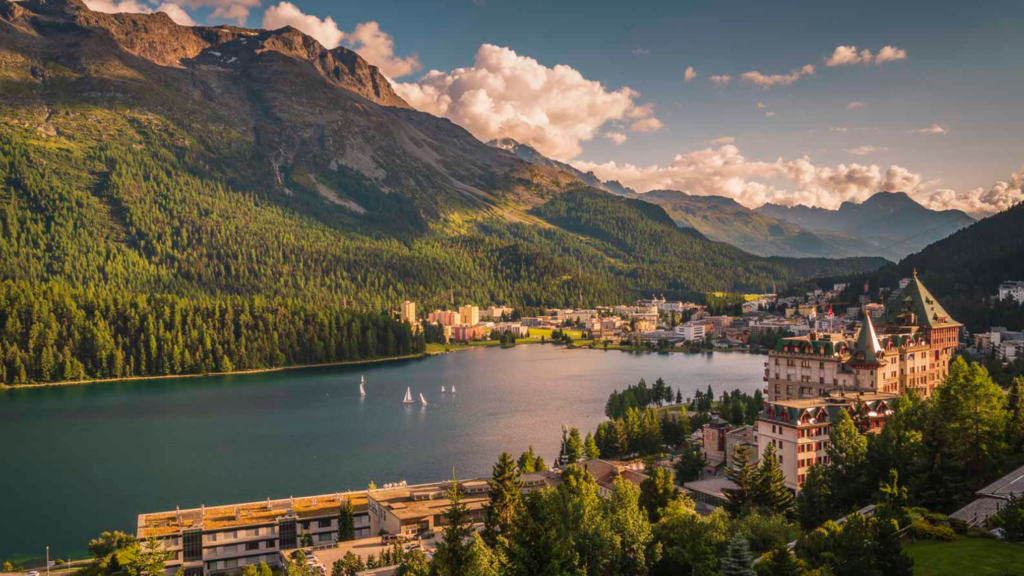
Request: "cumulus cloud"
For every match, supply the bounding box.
[157,3,196,25]
[630,117,664,133]
[393,44,657,160]
[847,101,865,110]
[845,145,889,156]
[711,136,735,145]
[913,169,1023,217]
[684,66,697,82]
[826,45,907,66]
[709,74,732,86]
[909,124,948,134]
[175,0,259,25]
[571,143,928,210]
[740,64,815,88]
[605,132,628,145]
[262,3,420,77]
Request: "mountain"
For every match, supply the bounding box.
[757,192,975,260]
[844,201,1024,332]
[0,0,885,385]
[487,137,635,196]
[640,190,869,258]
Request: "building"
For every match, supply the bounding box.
[458,305,480,327]
[483,305,514,319]
[588,317,623,339]
[674,322,706,342]
[998,281,1024,304]
[579,460,647,497]
[758,392,896,491]
[764,272,960,401]
[137,492,371,576]
[950,463,1024,528]
[399,301,416,325]
[492,322,529,337]
[367,473,559,538]
[451,324,488,342]
[426,310,461,327]
[862,303,886,321]
[684,477,737,513]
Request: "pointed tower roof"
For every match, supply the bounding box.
[884,271,959,329]
[852,313,885,366]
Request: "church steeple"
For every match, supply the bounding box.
[853,313,884,366]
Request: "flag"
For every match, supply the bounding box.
[827,305,834,318]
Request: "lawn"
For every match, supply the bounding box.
[904,538,1024,575]
[525,328,584,340]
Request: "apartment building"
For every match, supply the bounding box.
[427,310,461,327]
[137,493,370,576]
[400,301,416,325]
[674,322,706,342]
[579,460,647,497]
[366,473,560,537]
[458,305,480,327]
[451,324,488,341]
[765,273,959,401]
[758,392,896,491]
[998,281,1024,304]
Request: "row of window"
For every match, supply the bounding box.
[207,553,280,572]
[798,455,830,469]
[798,426,830,438]
[798,441,830,453]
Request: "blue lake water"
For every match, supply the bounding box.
[0,345,765,561]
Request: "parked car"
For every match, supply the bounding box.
[418,530,436,540]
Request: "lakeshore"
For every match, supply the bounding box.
[0,345,765,561]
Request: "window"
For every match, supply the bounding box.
[183,530,202,563]
[317,533,334,543]
[279,520,297,551]
[246,542,259,551]
[264,540,276,549]
[318,518,332,528]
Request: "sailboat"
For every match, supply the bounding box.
[419,392,428,406]
[360,375,366,397]
[441,385,446,393]
[403,387,414,404]
[451,384,457,394]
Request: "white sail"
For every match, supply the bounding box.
[403,387,414,403]
[360,382,366,396]
[451,384,457,394]
[441,385,446,393]
[419,393,427,406]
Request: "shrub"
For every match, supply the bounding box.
[909,519,956,541]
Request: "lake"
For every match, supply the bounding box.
[0,345,765,562]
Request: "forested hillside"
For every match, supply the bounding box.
[0,0,884,385]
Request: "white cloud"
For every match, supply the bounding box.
[157,3,196,25]
[630,117,664,133]
[605,132,628,145]
[913,169,1023,217]
[262,4,420,78]
[765,111,776,117]
[176,0,260,25]
[875,45,908,64]
[756,102,767,110]
[571,143,928,210]
[909,124,948,134]
[709,74,732,86]
[845,145,889,156]
[393,44,656,160]
[847,101,865,110]
[826,45,908,66]
[740,64,815,88]
[711,136,735,145]
[263,2,345,48]
[684,66,697,82]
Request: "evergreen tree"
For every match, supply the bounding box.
[518,446,539,473]
[724,444,758,516]
[483,452,523,546]
[755,442,794,515]
[826,409,869,509]
[1006,377,1024,454]
[639,466,677,522]
[796,464,835,530]
[563,427,585,464]
[755,546,805,576]
[873,518,913,576]
[674,443,707,483]
[433,473,475,576]
[584,432,601,460]
[720,535,756,576]
[337,499,355,542]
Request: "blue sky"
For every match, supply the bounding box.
[89,0,1024,215]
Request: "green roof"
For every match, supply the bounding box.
[884,273,959,329]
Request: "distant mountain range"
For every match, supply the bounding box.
[490,139,975,261]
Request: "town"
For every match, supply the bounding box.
[78,272,1022,576]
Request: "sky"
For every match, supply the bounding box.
[83,0,1024,217]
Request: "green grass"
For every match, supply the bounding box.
[904,538,1024,575]
[525,328,584,340]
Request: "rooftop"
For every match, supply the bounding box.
[369,472,559,522]
[684,476,738,499]
[138,492,369,538]
[977,463,1024,500]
